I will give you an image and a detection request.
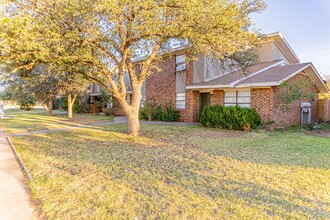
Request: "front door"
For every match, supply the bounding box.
[200,92,211,114]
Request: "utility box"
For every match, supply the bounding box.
[301,102,312,125]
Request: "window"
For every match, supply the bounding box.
[176,67,186,109]
[176,54,186,72]
[224,90,250,108]
[176,93,186,109]
[90,83,100,94]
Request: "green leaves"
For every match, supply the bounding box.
[0,0,266,78]
[1,0,266,134]
[277,80,316,107]
[200,105,261,131]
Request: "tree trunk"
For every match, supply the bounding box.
[127,110,141,136]
[67,94,73,119]
[42,98,53,115]
[116,94,142,136]
[35,93,53,116]
[124,85,143,136]
[67,94,77,120]
[47,99,53,115]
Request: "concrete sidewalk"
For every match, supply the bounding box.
[0,128,37,219]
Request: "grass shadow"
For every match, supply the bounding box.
[11,125,330,218]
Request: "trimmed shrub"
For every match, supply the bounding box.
[200,105,261,131]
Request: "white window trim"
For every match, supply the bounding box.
[176,54,186,72]
[176,92,186,109]
[224,90,251,108]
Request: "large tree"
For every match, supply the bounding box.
[0,0,266,135]
[1,65,89,118]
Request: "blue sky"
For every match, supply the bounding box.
[251,0,330,78]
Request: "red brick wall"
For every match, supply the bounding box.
[146,57,176,106]
[251,88,274,122]
[145,56,195,122]
[184,90,200,122]
[273,73,319,125]
[180,62,196,121]
[211,90,224,105]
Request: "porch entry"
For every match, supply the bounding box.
[200,92,210,113]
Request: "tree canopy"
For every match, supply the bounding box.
[0,0,266,135]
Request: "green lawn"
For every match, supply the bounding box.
[2,108,113,135]
[3,110,330,219]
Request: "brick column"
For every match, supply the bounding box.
[251,88,274,121]
[211,90,224,105]
[184,89,200,122]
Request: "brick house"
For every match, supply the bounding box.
[92,32,329,125]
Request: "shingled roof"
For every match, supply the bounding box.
[236,62,311,86]
[189,60,282,87]
[186,60,329,93]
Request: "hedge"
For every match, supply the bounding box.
[200,105,261,131]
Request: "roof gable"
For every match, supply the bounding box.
[266,32,300,64]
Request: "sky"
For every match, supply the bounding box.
[251,0,330,79]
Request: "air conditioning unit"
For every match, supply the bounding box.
[300,102,312,124]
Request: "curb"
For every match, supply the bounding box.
[5,137,34,182]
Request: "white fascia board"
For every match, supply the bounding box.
[235,82,279,88]
[266,32,282,38]
[230,60,284,87]
[276,63,329,93]
[186,83,276,90]
[266,32,300,63]
[308,64,330,93]
[185,84,229,90]
[280,36,300,63]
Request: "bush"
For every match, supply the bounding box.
[139,99,156,121]
[155,102,180,122]
[19,96,36,110]
[200,105,261,131]
[140,101,180,122]
[73,102,90,113]
[56,96,68,110]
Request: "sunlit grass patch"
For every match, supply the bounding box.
[2,109,113,135]
[9,121,330,219]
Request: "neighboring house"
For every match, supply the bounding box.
[91,32,329,125]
